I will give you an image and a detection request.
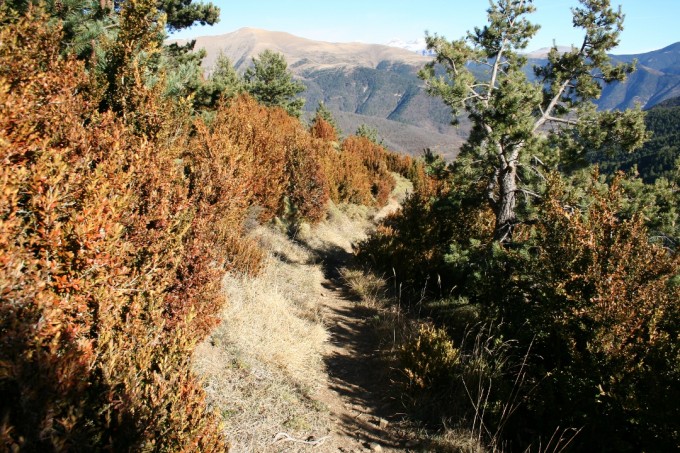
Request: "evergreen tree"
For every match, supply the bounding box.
[244,50,305,118]
[314,101,339,131]
[159,0,219,32]
[1,0,221,114]
[420,0,648,242]
[186,52,242,109]
[355,123,383,145]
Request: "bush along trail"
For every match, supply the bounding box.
[4,3,678,452]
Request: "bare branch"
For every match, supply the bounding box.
[533,35,589,133]
[543,116,577,126]
[515,188,543,199]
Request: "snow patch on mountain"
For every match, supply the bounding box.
[386,38,434,56]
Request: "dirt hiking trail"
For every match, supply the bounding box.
[313,245,416,453]
[194,178,422,452]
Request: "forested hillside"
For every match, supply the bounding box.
[598,95,680,181]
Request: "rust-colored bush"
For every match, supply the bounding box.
[0,8,408,451]
[286,133,330,222]
[385,152,414,177]
[310,116,338,142]
[0,12,227,450]
[321,135,397,206]
[215,95,290,220]
[213,95,332,223]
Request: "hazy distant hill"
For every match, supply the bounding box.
[524,43,680,110]
[174,29,680,156]
[599,43,680,110]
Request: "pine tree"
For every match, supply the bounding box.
[159,0,219,32]
[244,50,306,118]
[314,101,339,131]
[190,52,242,109]
[355,124,383,145]
[420,0,648,242]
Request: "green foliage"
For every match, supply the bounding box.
[369,155,679,450]
[355,123,383,145]
[160,0,220,32]
[398,321,521,446]
[597,100,680,182]
[2,0,220,53]
[400,323,460,395]
[361,3,679,451]
[555,103,650,170]
[192,52,243,110]
[244,49,306,118]
[495,175,680,451]
[420,0,644,242]
[618,169,680,249]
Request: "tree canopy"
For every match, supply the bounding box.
[420,0,648,242]
[244,49,306,118]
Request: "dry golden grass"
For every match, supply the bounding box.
[250,224,315,265]
[338,267,389,308]
[193,338,329,452]
[219,268,328,387]
[428,429,487,453]
[193,226,331,451]
[296,200,375,253]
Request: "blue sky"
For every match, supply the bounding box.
[172,1,679,54]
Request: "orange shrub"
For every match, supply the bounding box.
[0,8,408,451]
[322,135,397,206]
[386,152,414,177]
[286,132,330,222]
[216,95,291,221]
[310,116,338,142]
[214,95,332,223]
[0,12,227,450]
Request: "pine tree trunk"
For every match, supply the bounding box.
[494,163,517,242]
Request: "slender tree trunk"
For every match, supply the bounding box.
[494,162,517,242]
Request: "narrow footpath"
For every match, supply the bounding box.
[195,179,420,452]
[314,254,409,452]
[309,188,420,452]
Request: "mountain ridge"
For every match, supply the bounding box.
[178,28,431,73]
[173,30,680,155]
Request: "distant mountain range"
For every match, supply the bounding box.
[385,38,434,56]
[174,29,680,156]
[602,42,680,110]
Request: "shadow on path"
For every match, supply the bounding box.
[310,243,410,450]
